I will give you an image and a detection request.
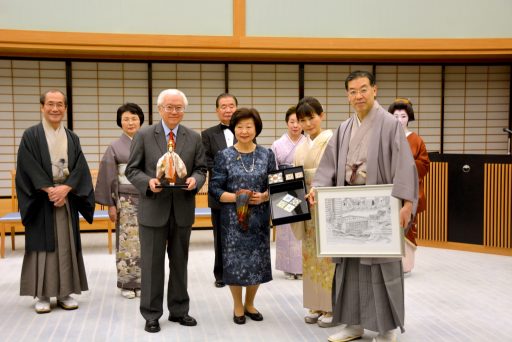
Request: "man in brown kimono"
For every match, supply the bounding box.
[16,89,95,314]
[311,71,418,342]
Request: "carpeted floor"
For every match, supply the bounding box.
[0,230,511,341]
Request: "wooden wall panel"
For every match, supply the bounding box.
[1,29,511,62]
[418,162,448,242]
[484,163,512,248]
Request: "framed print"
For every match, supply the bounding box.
[268,166,311,226]
[315,184,403,258]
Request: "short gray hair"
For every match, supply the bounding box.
[157,89,188,107]
[40,89,67,106]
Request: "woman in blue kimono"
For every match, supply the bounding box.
[209,108,276,325]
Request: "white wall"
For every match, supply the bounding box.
[1,0,511,38]
[246,0,512,38]
[0,0,233,35]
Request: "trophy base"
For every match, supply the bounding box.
[156,184,188,189]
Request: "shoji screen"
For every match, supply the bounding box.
[303,64,373,131]
[0,59,66,196]
[376,65,443,153]
[444,65,510,154]
[72,62,149,169]
[228,64,299,147]
[151,63,225,133]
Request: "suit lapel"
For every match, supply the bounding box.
[153,122,167,155]
[214,125,228,150]
[175,126,186,155]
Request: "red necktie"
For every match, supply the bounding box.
[168,131,175,149]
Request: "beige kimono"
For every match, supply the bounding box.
[291,129,334,313]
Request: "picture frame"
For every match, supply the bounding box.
[314,184,404,258]
[268,166,311,226]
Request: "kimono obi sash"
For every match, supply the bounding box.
[53,174,68,185]
[117,163,132,185]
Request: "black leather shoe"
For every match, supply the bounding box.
[144,319,160,333]
[233,313,246,325]
[169,314,197,326]
[244,309,263,321]
[215,280,225,288]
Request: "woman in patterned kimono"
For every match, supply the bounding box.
[209,108,276,325]
[270,106,306,280]
[95,103,144,299]
[290,97,336,328]
[388,98,430,273]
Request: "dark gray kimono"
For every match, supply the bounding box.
[15,123,95,252]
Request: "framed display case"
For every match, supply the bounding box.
[268,166,311,226]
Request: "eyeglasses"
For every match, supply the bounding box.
[161,105,185,113]
[45,102,66,109]
[348,87,371,98]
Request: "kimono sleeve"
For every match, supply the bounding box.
[95,145,117,206]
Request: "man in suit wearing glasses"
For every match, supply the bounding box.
[126,89,207,333]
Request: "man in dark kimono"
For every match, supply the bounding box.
[16,89,95,314]
[310,71,418,342]
[201,93,238,288]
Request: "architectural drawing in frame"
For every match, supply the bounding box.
[315,184,404,258]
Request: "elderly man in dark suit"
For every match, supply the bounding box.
[201,93,238,288]
[126,89,207,333]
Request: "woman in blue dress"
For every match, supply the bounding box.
[209,107,276,325]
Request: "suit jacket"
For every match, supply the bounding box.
[126,122,207,228]
[201,123,228,209]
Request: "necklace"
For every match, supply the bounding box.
[239,152,255,173]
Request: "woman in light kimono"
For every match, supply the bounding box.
[290,97,336,328]
[95,103,144,299]
[388,98,430,273]
[270,106,306,280]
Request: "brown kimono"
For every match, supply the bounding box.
[95,133,141,290]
